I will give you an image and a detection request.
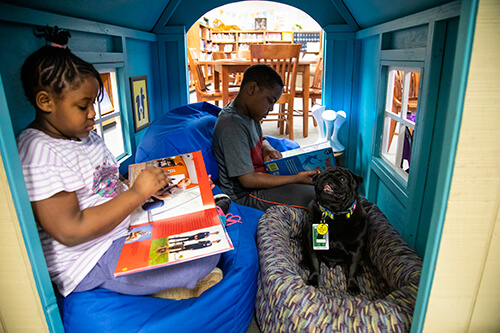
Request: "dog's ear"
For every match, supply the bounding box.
[348,170,364,186]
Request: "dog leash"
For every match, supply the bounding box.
[216,206,242,227]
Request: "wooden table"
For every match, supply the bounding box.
[199,59,315,137]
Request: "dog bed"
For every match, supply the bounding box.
[255,199,422,332]
[57,102,298,332]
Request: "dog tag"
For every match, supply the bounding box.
[317,223,328,235]
[312,224,329,250]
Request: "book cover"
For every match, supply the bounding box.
[265,142,336,175]
[114,151,233,277]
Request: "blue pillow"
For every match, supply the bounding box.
[135,102,221,179]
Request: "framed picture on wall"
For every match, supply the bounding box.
[129,75,151,132]
[255,18,267,30]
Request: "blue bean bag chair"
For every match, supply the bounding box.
[256,199,422,332]
[58,102,298,332]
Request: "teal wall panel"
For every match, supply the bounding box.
[126,38,159,147]
[0,21,45,136]
[376,180,406,234]
[353,36,379,195]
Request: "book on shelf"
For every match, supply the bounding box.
[265,142,336,176]
[114,151,233,277]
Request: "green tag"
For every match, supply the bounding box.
[312,223,329,250]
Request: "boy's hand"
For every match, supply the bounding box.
[262,139,282,162]
[295,170,319,184]
[263,149,282,162]
[130,167,170,200]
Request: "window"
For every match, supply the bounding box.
[380,67,421,179]
[94,70,126,159]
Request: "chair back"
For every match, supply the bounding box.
[187,47,208,92]
[250,44,301,99]
[236,50,251,59]
[311,55,323,90]
[213,52,229,60]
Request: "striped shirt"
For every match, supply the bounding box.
[17,129,129,296]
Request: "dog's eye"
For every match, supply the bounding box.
[340,176,346,183]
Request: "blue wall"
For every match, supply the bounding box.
[126,38,160,145]
[354,36,379,192]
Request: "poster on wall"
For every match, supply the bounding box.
[255,17,267,30]
[130,76,151,132]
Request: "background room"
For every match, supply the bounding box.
[187,1,324,147]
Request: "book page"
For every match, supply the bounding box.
[281,142,330,158]
[128,152,214,226]
[116,209,233,276]
[115,151,233,277]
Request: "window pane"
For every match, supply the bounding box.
[391,70,403,118]
[93,70,126,159]
[380,67,420,178]
[102,116,125,157]
[406,71,420,127]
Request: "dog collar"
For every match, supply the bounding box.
[318,200,357,220]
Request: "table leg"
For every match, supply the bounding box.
[222,66,230,106]
[214,70,220,92]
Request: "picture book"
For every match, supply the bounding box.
[114,151,233,277]
[265,142,336,175]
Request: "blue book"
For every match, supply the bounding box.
[265,142,336,175]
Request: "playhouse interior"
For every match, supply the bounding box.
[1,0,499,332]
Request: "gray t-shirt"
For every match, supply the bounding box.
[213,103,266,200]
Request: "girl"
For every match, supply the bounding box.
[17,27,221,298]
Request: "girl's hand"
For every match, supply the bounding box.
[130,167,170,200]
[208,174,215,189]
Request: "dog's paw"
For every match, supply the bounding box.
[306,273,319,287]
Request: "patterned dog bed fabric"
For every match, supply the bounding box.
[255,198,422,333]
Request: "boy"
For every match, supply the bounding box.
[213,64,317,211]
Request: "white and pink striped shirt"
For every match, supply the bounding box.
[17,129,129,296]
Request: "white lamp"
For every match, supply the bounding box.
[311,104,327,143]
[322,110,337,147]
[330,110,346,152]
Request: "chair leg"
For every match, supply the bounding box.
[311,99,318,127]
[287,100,294,140]
[279,104,285,135]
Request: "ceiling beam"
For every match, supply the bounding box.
[329,0,360,31]
[153,0,183,34]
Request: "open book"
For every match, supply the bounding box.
[114,151,233,277]
[265,142,336,175]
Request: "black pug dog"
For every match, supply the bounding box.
[301,166,367,294]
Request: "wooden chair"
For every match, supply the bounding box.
[212,51,230,60]
[187,48,239,106]
[213,51,242,86]
[250,44,301,140]
[236,50,251,59]
[294,54,323,127]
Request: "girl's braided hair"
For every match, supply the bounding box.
[21,26,103,109]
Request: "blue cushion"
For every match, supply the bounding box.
[136,102,221,179]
